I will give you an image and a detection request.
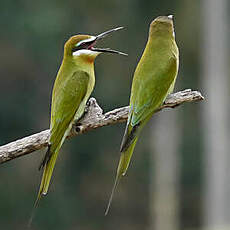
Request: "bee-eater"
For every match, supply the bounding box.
[32,27,127,217]
[105,15,179,215]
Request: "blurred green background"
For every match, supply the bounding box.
[1,0,229,229]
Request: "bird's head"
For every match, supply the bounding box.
[64,27,127,62]
[149,15,175,38]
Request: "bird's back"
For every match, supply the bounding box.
[130,35,179,126]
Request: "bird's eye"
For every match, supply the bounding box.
[72,43,85,53]
[72,36,96,53]
[77,42,86,47]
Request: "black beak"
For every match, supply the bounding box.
[91,27,127,56]
[96,27,124,40]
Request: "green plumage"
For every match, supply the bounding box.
[39,68,93,196]
[29,35,99,225]
[39,45,96,198]
[30,27,126,225]
[106,15,179,214]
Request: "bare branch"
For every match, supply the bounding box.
[0,89,204,164]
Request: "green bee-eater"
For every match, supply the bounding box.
[105,15,179,215]
[31,27,127,219]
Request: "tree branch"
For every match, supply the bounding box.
[0,89,204,164]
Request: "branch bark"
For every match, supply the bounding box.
[0,89,204,164]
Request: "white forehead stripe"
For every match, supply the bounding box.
[76,36,96,47]
[168,15,173,19]
[73,49,99,57]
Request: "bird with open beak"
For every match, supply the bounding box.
[30,27,127,224]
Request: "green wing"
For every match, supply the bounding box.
[35,70,90,215]
[49,70,89,150]
[130,55,178,127]
[120,55,177,152]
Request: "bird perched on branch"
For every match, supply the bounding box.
[105,15,179,215]
[30,27,127,224]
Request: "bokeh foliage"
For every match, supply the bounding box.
[0,0,201,229]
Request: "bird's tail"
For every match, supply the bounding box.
[105,136,138,215]
[38,147,59,196]
[28,146,60,227]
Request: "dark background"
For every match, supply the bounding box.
[0,0,229,229]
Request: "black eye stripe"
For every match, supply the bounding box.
[72,46,81,53]
[80,42,87,46]
[72,42,88,53]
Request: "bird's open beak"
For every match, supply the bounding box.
[90,27,127,56]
